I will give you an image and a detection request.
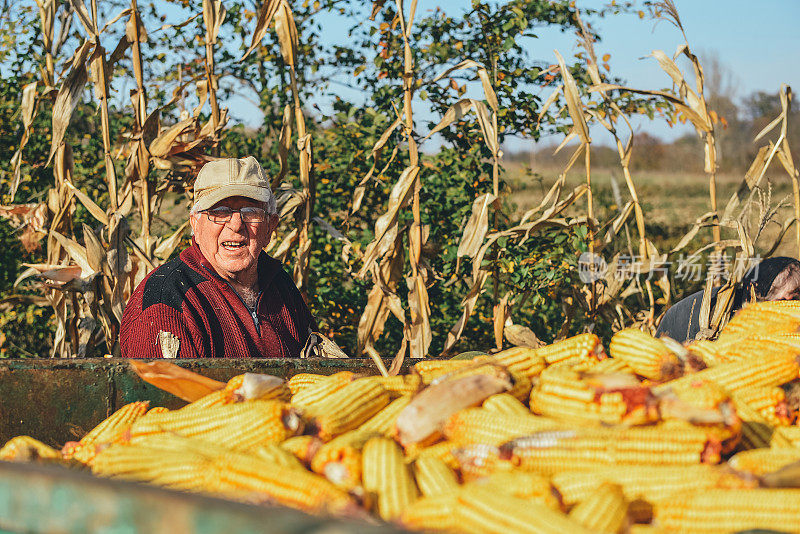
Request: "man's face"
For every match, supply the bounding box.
[765,264,800,301]
[189,196,277,282]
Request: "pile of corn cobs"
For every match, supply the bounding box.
[5,300,800,533]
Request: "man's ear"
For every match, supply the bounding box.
[189,213,198,236]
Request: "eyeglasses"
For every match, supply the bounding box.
[202,206,268,224]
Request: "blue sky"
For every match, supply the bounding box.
[223,0,800,150]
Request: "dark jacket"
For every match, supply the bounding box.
[120,241,315,358]
[656,256,800,343]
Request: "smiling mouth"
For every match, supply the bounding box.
[221,241,247,250]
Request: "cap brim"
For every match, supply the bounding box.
[193,185,272,213]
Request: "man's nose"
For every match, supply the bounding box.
[225,211,246,230]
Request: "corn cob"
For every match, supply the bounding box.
[359,395,412,436]
[0,436,61,462]
[287,373,327,395]
[377,374,421,396]
[412,455,459,497]
[573,357,633,374]
[609,328,683,381]
[628,526,667,534]
[491,346,546,379]
[250,443,303,469]
[737,385,794,426]
[400,491,459,532]
[442,407,558,446]
[210,450,356,515]
[530,367,658,426]
[280,435,322,466]
[405,440,460,470]
[309,429,378,490]
[305,378,391,440]
[552,464,756,506]
[454,484,592,534]
[730,391,791,449]
[536,333,605,366]
[362,437,419,520]
[65,401,151,463]
[289,371,355,411]
[728,447,800,475]
[685,340,730,366]
[180,390,226,412]
[452,443,517,481]
[395,371,512,447]
[482,393,531,417]
[772,425,800,448]
[499,424,723,476]
[127,400,302,450]
[568,482,628,534]
[478,471,560,509]
[654,352,799,397]
[222,373,291,402]
[412,359,477,384]
[146,407,170,416]
[655,488,800,533]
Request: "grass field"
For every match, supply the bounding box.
[504,163,799,260]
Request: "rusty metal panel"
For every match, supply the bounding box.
[0,460,402,533]
[0,358,397,446]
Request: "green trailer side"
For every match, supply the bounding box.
[0,357,397,446]
[0,460,403,533]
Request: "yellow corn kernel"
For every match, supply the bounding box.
[400,491,459,532]
[443,407,558,446]
[728,447,800,475]
[127,400,301,450]
[359,395,412,436]
[552,464,756,506]
[655,489,800,533]
[289,371,354,411]
[0,436,61,462]
[306,378,391,440]
[568,482,628,534]
[610,328,682,381]
[413,455,459,497]
[454,484,591,534]
[362,437,419,520]
[279,435,322,466]
[482,393,530,417]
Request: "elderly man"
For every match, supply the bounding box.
[656,256,800,343]
[120,156,315,358]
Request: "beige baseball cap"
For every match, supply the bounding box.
[192,156,276,213]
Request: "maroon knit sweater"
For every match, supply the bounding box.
[120,241,315,358]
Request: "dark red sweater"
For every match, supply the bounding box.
[120,242,315,358]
